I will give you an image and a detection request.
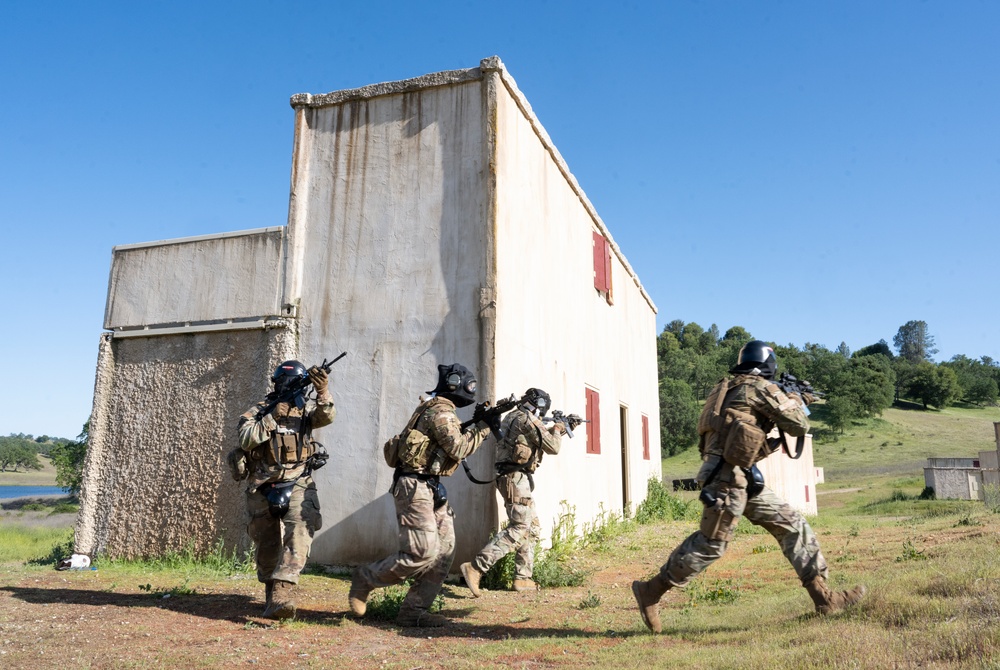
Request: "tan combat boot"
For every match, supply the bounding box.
[631,574,671,634]
[263,580,274,613]
[348,567,372,616]
[263,580,296,619]
[396,608,447,627]
[512,578,537,592]
[805,575,867,615]
[460,562,483,598]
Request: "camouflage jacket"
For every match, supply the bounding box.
[700,374,809,459]
[401,395,491,476]
[237,391,336,491]
[495,406,563,474]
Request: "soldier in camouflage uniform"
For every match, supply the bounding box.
[459,388,573,595]
[230,360,336,620]
[348,363,493,627]
[632,341,866,634]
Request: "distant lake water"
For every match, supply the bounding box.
[0,485,68,500]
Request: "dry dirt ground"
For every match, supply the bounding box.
[0,515,682,670]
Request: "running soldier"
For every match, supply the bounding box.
[631,340,866,633]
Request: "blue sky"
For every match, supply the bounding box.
[2,1,997,439]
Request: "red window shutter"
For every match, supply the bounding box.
[592,231,606,293]
[642,415,650,460]
[603,235,613,304]
[586,388,601,454]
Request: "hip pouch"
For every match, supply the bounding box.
[383,434,402,467]
[429,479,448,509]
[262,481,296,519]
[721,409,766,468]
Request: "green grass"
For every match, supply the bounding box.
[0,525,73,563]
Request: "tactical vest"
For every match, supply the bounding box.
[698,376,772,467]
[385,397,461,476]
[495,411,544,474]
[256,406,315,468]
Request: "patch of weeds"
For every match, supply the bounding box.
[955,512,982,527]
[834,553,859,564]
[982,484,1000,513]
[109,538,254,576]
[138,579,198,597]
[482,549,515,591]
[533,502,589,588]
[365,581,443,621]
[751,544,775,554]
[20,503,46,511]
[849,524,860,537]
[686,578,740,607]
[582,504,635,550]
[896,539,926,562]
[577,591,601,609]
[634,477,692,524]
[24,531,75,567]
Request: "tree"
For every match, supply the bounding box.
[853,340,894,359]
[0,436,42,472]
[830,354,895,418]
[908,363,960,409]
[966,376,999,407]
[823,395,859,434]
[836,341,850,358]
[658,378,700,456]
[49,419,89,495]
[893,320,938,363]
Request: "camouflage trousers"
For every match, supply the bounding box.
[356,475,456,617]
[472,471,541,580]
[247,478,322,584]
[660,481,828,588]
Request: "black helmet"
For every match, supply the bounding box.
[428,363,478,408]
[523,387,551,415]
[272,360,308,394]
[732,341,777,378]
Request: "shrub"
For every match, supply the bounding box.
[634,477,692,524]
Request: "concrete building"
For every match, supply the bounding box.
[923,457,982,500]
[76,57,661,565]
[755,434,818,516]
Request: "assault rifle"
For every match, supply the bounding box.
[461,393,520,441]
[542,410,588,438]
[255,352,347,420]
[774,372,825,401]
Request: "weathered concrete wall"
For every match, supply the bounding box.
[105,228,286,329]
[924,458,982,500]
[76,324,296,558]
[488,62,661,538]
[755,434,818,516]
[285,73,495,564]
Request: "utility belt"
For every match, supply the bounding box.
[496,462,535,492]
[392,469,448,509]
